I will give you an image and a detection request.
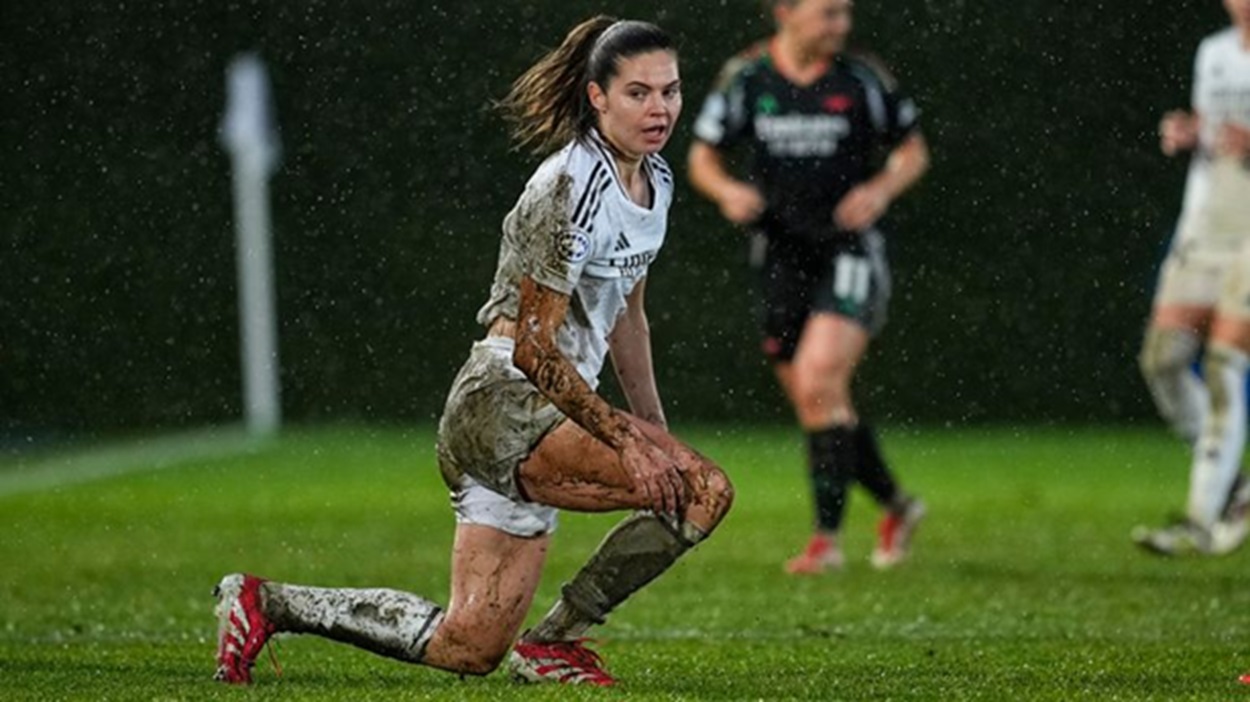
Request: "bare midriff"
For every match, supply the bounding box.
[488,316,517,340]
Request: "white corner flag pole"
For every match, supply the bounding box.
[221,54,282,437]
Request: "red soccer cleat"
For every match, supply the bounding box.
[213,573,277,685]
[784,533,845,574]
[508,638,616,686]
[1240,672,1250,685]
[871,498,927,569]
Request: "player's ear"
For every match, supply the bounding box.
[588,81,608,114]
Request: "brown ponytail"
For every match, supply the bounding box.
[498,15,675,154]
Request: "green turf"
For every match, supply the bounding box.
[2,425,1247,700]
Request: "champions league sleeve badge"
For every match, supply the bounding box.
[557,229,592,264]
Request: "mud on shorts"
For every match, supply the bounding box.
[436,336,564,537]
[1153,235,1250,318]
[756,229,892,362]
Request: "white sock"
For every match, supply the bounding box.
[1187,343,1249,527]
[263,583,444,663]
[1140,327,1206,443]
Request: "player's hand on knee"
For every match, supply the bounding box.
[621,438,685,517]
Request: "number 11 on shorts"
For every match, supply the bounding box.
[834,254,871,305]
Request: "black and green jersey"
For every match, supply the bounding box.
[693,41,919,244]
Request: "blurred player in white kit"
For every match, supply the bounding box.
[1135,0,1250,557]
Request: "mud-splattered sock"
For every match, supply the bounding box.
[261,583,444,663]
[524,512,706,642]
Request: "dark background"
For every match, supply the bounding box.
[0,1,1228,436]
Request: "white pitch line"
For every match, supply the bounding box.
[0,426,272,498]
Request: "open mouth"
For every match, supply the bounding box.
[642,125,669,140]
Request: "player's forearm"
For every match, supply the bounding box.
[608,312,666,427]
[873,132,930,202]
[519,337,636,449]
[514,278,638,451]
[687,142,739,204]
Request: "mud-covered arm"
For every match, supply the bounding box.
[513,276,642,452]
[607,277,666,429]
[514,275,683,515]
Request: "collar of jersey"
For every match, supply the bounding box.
[584,128,659,214]
[766,37,836,88]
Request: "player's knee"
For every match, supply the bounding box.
[792,376,850,422]
[688,461,734,524]
[1137,343,1171,380]
[456,647,509,676]
[707,465,735,519]
[1139,327,1199,379]
[432,616,514,675]
[802,353,854,384]
[442,640,511,676]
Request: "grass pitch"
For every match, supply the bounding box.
[1,424,1247,700]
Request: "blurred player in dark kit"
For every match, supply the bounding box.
[689,0,928,572]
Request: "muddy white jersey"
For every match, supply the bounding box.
[1178,27,1250,257]
[476,129,673,387]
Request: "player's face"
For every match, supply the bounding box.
[1226,0,1250,29]
[779,0,853,57]
[590,50,683,158]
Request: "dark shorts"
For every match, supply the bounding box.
[755,229,892,362]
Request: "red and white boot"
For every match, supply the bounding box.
[508,639,616,686]
[213,573,277,684]
[784,533,845,574]
[871,498,927,569]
